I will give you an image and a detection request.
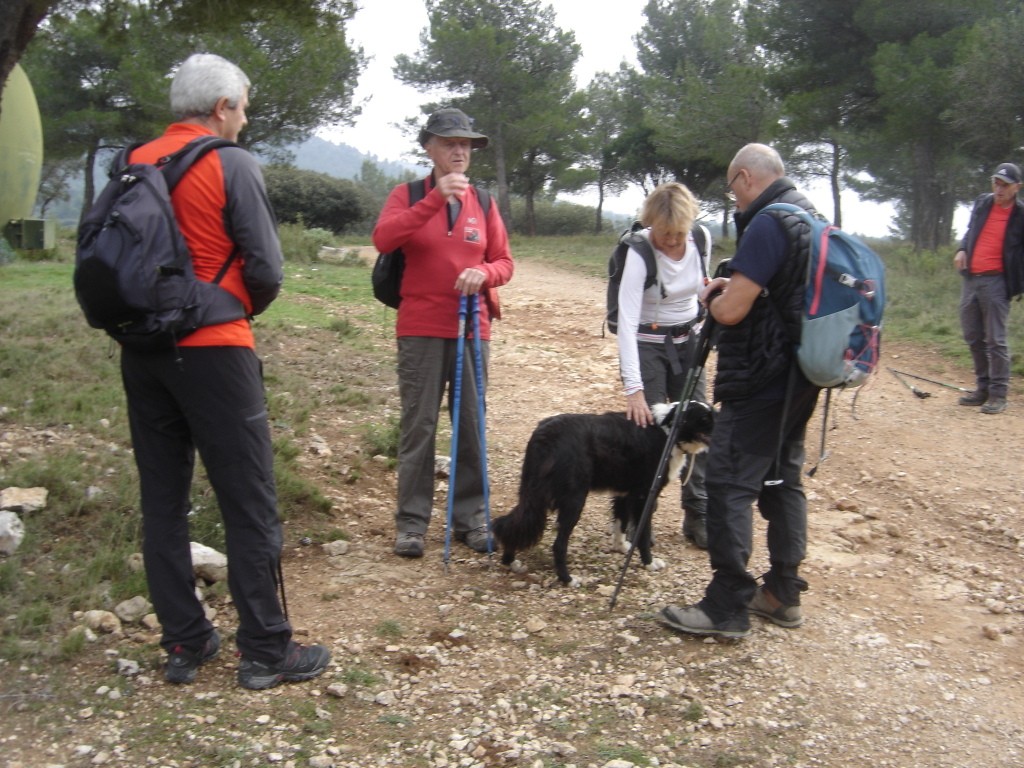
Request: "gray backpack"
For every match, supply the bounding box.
[74,136,246,351]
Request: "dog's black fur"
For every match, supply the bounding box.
[491,400,714,584]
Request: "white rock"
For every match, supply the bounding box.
[323,540,350,557]
[114,595,152,623]
[190,541,228,583]
[0,510,25,555]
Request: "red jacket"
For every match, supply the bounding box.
[372,175,514,340]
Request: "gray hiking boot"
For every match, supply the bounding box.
[394,531,425,558]
[981,397,1007,415]
[458,526,493,553]
[958,390,987,406]
[748,586,804,628]
[658,604,750,639]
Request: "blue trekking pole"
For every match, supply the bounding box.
[470,293,493,556]
[443,294,469,569]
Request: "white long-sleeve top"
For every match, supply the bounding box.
[617,227,711,395]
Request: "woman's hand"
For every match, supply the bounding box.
[625,391,653,426]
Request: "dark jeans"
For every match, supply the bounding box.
[959,274,1011,398]
[121,346,291,663]
[637,337,708,515]
[699,382,819,623]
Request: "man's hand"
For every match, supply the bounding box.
[455,267,486,295]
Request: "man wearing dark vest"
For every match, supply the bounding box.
[954,162,1024,415]
[658,144,820,639]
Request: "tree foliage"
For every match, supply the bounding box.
[262,165,367,234]
[752,0,1016,248]
[394,0,580,232]
[20,0,364,220]
[0,0,55,119]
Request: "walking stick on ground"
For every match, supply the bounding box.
[887,367,969,395]
[888,367,931,399]
[470,293,494,557]
[443,294,469,570]
[608,316,717,610]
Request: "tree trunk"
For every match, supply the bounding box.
[0,0,54,121]
[909,145,958,251]
[829,141,842,228]
[492,124,512,235]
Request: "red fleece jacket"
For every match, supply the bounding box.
[372,176,514,340]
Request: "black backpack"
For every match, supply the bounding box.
[371,180,492,308]
[74,136,247,351]
[604,221,709,335]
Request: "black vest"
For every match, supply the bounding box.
[714,178,816,402]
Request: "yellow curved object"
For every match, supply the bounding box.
[0,63,44,224]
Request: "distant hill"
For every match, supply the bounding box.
[287,135,421,180]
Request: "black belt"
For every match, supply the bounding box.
[971,271,1003,277]
[639,321,697,375]
[638,321,694,337]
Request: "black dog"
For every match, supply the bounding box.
[491,401,714,585]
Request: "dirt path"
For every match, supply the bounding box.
[5,258,1024,768]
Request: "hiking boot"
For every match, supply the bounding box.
[682,510,707,549]
[981,397,1007,415]
[394,531,425,558]
[165,630,221,684]
[658,604,750,639]
[237,642,331,691]
[458,526,493,553]
[958,390,988,406]
[748,587,804,628]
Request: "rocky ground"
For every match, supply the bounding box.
[3,257,1024,768]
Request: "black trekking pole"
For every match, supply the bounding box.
[887,368,970,395]
[608,316,717,610]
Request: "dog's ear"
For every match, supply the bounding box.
[651,401,678,428]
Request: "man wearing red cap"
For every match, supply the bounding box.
[954,162,1024,415]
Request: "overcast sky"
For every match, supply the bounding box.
[321,0,941,238]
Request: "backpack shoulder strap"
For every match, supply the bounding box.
[159,136,239,192]
[692,223,710,280]
[475,187,491,218]
[408,178,427,206]
[621,231,658,290]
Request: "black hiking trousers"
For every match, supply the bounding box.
[699,382,820,624]
[121,345,292,663]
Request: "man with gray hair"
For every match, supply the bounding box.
[953,162,1024,415]
[659,143,820,639]
[120,52,330,689]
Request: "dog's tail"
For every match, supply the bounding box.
[491,498,547,555]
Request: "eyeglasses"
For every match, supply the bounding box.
[725,170,744,201]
